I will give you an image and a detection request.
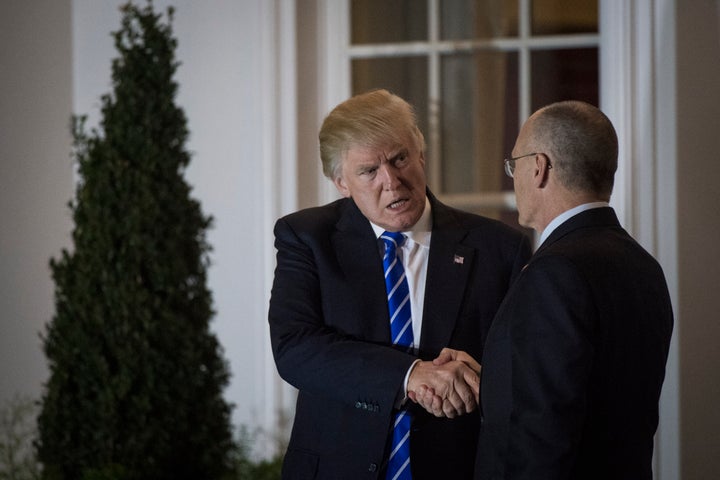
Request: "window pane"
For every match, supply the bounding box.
[351,0,427,44]
[440,0,518,40]
[351,56,429,137]
[440,51,518,194]
[531,48,598,110]
[531,0,598,35]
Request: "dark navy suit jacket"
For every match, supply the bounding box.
[269,191,530,479]
[476,207,673,480]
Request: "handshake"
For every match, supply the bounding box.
[407,348,481,419]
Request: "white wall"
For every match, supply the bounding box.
[676,2,720,478]
[1,0,287,455]
[0,0,73,405]
[71,0,285,444]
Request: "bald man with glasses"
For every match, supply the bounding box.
[417,100,673,480]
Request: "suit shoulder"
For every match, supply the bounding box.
[535,228,669,292]
[274,198,346,235]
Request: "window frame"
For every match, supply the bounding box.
[326,0,599,214]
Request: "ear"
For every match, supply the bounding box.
[534,153,552,188]
[334,175,351,198]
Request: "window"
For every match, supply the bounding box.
[347,0,598,230]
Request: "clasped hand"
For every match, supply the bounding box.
[407,348,481,418]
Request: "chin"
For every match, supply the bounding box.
[400,216,422,231]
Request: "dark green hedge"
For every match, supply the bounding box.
[37,3,235,479]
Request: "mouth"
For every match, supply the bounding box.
[386,198,409,210]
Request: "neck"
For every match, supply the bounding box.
[533,190,606,234]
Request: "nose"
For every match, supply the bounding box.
[378,164,401,190]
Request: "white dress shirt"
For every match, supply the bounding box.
[538,201,609,248]
[371,197,432,402]
[370,196,432,348]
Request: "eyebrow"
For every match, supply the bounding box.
[354,162,378,174]
[388,148,408,161]
[352,147,409,174]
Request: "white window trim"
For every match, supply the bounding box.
[262,0,301,457]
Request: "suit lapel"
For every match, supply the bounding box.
[419,197,474,356]
[333,199,392,343]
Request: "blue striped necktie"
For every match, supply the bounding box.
[381,231,413,480]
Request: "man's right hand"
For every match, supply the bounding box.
[406,349,480,418]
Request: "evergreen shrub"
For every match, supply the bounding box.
[37,3,235,479]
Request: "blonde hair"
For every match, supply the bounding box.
[318,89,426,179]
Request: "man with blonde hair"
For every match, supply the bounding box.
[269,89,530,479]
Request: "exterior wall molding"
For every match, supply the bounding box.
[600,1,679,478]
[262,0,300,456]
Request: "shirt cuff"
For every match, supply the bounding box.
[395,358,422,409]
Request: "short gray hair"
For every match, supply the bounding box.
[531,100,618,198]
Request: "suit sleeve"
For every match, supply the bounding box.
[268,217,416,414]
[504,255,596,480]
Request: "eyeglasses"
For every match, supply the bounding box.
[503,153,536,178]
[503,152,552,178]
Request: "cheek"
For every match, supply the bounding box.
[514,181,529,209]
[355,183,383,203]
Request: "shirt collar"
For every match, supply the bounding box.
[538,201,609,247]
[371,196,432,249]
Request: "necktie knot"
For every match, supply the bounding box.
[381,231,406,252]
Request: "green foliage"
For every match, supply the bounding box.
[231,427,283,480]
[235,457,283,480]
[36,2,234,479]
[1,395,281,480]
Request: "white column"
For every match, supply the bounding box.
[600,1,679,478]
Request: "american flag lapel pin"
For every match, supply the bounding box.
[453,254,464,265]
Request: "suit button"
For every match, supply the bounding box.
[355,401,362,409]
[368,463,378,472]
